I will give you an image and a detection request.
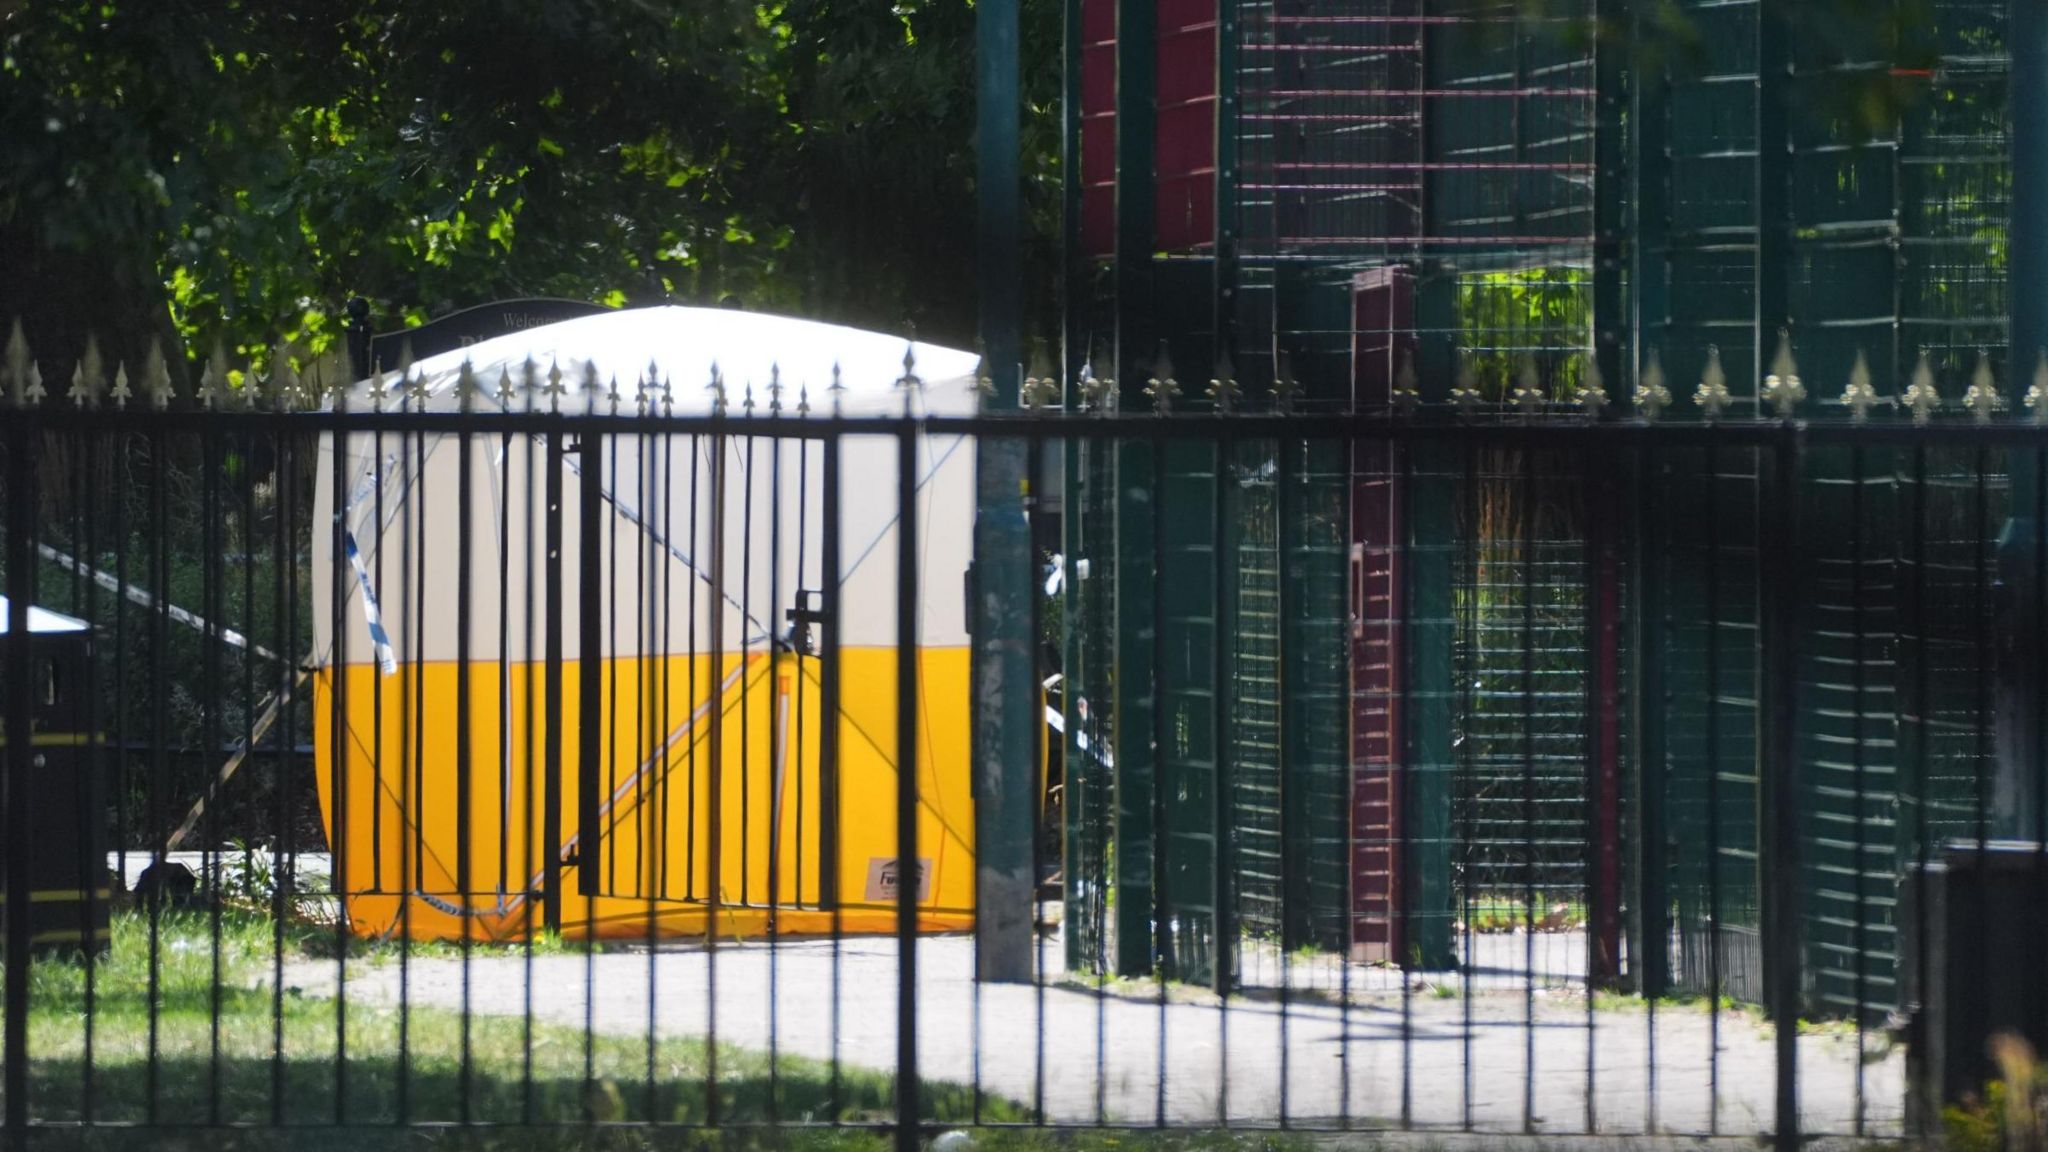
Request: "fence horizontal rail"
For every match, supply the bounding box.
[16,405,2048,445]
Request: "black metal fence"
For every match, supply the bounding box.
[3,374,2047,1150]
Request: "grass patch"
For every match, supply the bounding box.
[1457,896,1586,935]
[11,910,1021,1138]
[10,1124,1341,1152]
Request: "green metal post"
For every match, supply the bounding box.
[974,0,1035,984]
[1627,0,1671,996]
[1397,4,1460,962]
[1590,0,1631,988]
[1404,294,1459,970]
[1214,0,1239,360]
[1057,0,1092,977]
[1997,0,2048,840]
[1631,452,1669,997]
[1112,0,1160,978]
[1755,0,1792,364]
[1592,0,1627,401]
[1061,0,1084,382]
[1763,428,1806,1152]
[1756,2,1800,1143]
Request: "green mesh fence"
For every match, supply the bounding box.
[1059,0,2020,1022]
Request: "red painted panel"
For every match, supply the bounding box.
[1155,16,1216,105]
[1352,266,1415,409]
[1349,267,1416,962]
[1080,0,1116,259]
[1082,0,1115,40]
[1154,4,1216,252]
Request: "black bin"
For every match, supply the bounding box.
[0,596,108,955]
[1901,841,2048,1134]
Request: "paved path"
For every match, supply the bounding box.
[286,932,1903,1137]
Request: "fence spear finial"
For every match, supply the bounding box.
[543,357,565,411]
[197,341,228,410]
[1513,355,1544,417]
[143,338,173,411]
[403,364,430,410]
[1392,346,1422,415]
[1022,339,1056,411]
[1081,347,1112,414]
[1635,347,1672,421]
[270,343,300,410]
[1964,349,2001,423]
[1839,350,1879,422]
[109,360,133,410]
[518,355,540,413]
[496,365,517,410]
[898,342,922,393]
[708,362,727,415]
[768,362,784,415]
[1208,351,1240,414]
[3,320,25,408]
[797,383,811,417]
[2027,350,2048,425]
[972,345,995,409]
[1694,345,1732,421]
[68,335,104,410]
[1274,350,1301,415]
[1448,347,1481,416]
[1903,347,1941,425]
[455,358,479,413]
[399,341,429,409]
[311,361,335,411]
[1761,329,1804,419]
[1144,342,1180,415]
[238,353,260,410]
[898,343,922,416]
[1579,352,1608,418]
[641,358,663,415]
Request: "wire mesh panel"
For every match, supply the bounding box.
[1451,452,1601,962]
[1061,433,1118,974]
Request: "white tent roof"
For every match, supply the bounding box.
[315,304,980,663]
[349,305,981,417]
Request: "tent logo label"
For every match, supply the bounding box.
[864,857,932,903]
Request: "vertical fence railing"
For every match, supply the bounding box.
[2,364,2048,1145]
[4,404,36,1152]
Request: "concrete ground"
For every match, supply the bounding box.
[285,928,1904,1138]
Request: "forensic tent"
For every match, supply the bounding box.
[310,306,980,942]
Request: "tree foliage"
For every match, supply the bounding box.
[1,0,1056,386]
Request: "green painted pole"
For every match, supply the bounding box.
[1755,0,1800,1145]
[1401,35,1458,972]
[1996,0,2048,840]
[1111,0,1161,979]
[1213,0,1239,362]
[1591,0,1626,404]
[1627,0,1671,997]
[973,0,1035,983]
[1057,0,1090,977]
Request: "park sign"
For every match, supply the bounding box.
[348,297,612,380]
